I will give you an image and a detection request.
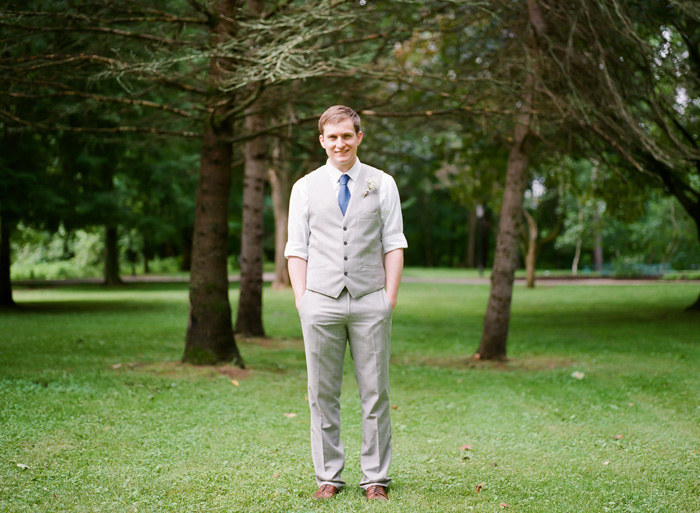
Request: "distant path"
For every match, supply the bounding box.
[13,273,699,287]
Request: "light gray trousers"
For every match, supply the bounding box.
[298,288,393,490]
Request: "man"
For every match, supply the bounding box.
[284,105,407,501]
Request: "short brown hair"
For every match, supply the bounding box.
[318,105,361,135]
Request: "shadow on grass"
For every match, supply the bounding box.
[5,300,174,315]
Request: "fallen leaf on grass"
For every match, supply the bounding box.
[17,463,29,470]
[391,405,399,410]
[571,371,585,380]
[613,434,624,440]
[500,502,509,508]
[603,461,610,465]
[230,379,239,387]
[475,483,483,493]
[272,472,280,479]
[283,412,297,418]
[111,363,122,369]
[460,444,472,451]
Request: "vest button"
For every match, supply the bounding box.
[343,226,347,231]
[344,256,348,261]
[344,241,348,245]
[344,272,348,276]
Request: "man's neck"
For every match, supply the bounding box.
[329,157,359,174]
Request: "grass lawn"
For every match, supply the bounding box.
[1,279,699,512]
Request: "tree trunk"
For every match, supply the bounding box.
[0,214,14,308]
[476,75,534,360]
[523,209,537,288]
[466,208,477,268]
[235,0,266,337]
[593,205,603,273]
[268,146,291,290]
[103,225,122,285]
[183,0,243,367]
[572,205,583,276]
[235,109,267,336]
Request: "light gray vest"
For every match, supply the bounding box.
[306,164,385,299]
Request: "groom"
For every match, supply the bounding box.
[285,105,407,501]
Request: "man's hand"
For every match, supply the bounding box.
[288,256,308,310]
[294,291,305,310]
[384,249,404,310]
[387,290,398,310]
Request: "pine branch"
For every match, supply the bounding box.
[0,11,207,25]
[1,91,197,119]
[0,108,199,138]
[0,21,194,46]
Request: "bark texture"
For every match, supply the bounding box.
[235,0,266,337]
[103,225,122,285]
[183,0,243,366]
[0,215,14,307]
[235,107,267,336]
[476,108,532,359]
[476,0,544,360]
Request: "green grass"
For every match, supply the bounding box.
[1,280,699,512]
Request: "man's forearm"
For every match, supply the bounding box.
[287,256,308,309]
[384,248,404,309]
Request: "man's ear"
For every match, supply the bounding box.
[357,131,363,145]
[319,134,324,147]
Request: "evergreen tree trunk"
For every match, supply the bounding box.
[236,106,267,336]
[593,207,603,273]
[103,225,122,285]
[572,205,583,276]
[476,80,534,360]
[235,0,266,337]
[0,214,14,307]
[183,0,243,366]
[476,0,544,360]
[268,157,291,290]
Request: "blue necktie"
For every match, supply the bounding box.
[338,174,351,216]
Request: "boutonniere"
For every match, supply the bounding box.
[363,177,378,197]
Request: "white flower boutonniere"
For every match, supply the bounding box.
[363,177,379,197]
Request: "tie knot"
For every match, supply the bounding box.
[339,174,350,185]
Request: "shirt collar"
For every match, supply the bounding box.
[325,158,362,183]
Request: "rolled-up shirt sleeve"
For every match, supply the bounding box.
[284,177,310,260]
[380,173,408,254]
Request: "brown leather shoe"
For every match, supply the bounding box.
[366,485,389,500]
[313,484,339,499]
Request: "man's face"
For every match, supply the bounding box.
[319,118,363,172]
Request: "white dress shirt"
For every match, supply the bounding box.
[284,158,408,260]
